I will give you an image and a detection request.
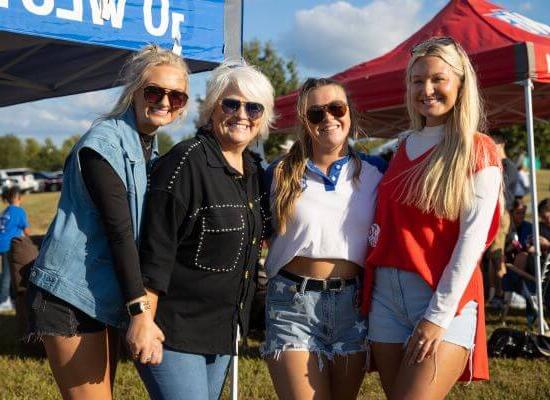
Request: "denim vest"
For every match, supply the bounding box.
[29,109,158,327]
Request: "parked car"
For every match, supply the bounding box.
[0,168,40,194]
[33,171,63,192]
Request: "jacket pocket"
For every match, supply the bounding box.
[194,207,245,272]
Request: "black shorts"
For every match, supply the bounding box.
[26,283,106,338]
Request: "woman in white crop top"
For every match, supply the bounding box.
[260,78,386,400]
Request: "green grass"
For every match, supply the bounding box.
[1,172,549,399]
[1,311,550,399]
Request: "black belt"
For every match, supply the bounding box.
[278,269,358,292]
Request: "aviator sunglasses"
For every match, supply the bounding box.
[306,100,348,124]
[220,98,265,121]
[143,85,189,110]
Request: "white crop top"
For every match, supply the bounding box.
[264,153,386,278]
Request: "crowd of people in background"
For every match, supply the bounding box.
[0,37,549,400]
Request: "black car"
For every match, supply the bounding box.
[33,171,63,192]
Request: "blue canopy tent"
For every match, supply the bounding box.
[0,0,243,106]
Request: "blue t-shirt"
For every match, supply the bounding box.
[0,205,29,253]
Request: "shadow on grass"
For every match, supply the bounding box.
[0,312,45,359]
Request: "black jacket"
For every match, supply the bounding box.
[140,128,269,355]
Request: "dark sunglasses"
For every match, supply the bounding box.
[306,100,348,124]
[410,36,457,55]
[220,98,265,121]
[143,85,189,110]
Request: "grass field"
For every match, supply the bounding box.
[1,171,549,399]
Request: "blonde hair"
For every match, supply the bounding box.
[197,60,275,140]
[273,78,363,234]
[399,37,486,220]
[102,45,190,121]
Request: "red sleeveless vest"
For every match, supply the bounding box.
[363,133,501,381]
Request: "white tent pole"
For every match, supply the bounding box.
[230,326,240,400]
[522,78,545,334]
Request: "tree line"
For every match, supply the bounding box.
[0,132,175,171]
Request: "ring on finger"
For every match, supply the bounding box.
[418,340,425,345]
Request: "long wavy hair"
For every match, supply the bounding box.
[273,78,363,234]
[397,37,487,220]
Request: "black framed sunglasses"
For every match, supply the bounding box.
[143,85,189,110]
[306,100,348,124]
[410,36,457,55]
[220,98,265,121]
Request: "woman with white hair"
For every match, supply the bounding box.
[363,37,502,399]
[26,45,190,399]
[136,61,275,400]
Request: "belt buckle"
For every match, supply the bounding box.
[326,277,345,292]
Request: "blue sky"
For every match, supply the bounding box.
[0,0,548,144]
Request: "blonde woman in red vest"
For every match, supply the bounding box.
[363,37,501,399]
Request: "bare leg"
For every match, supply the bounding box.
[267,351,331,400]
[43,329,116,400]
[329,352,367,400]
[371,342,404,398]
[390,341,469,400]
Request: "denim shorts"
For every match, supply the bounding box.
[26,283,106,338]
[260,272,367,367]
[368,268,477,350]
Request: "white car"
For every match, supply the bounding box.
[0,168,40,193]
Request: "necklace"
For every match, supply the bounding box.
[139,134,153,151]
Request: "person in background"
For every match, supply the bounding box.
[506,199,532,260]
[514,163,530,200]
[262,77,386,400]
[485,133,517,306]
[26,45,190,400]
[0,187,30,312]
[364,37,501,399]
[502,199,550,326]
[136,61,274,400]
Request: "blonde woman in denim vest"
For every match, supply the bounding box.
[26,45,189,400]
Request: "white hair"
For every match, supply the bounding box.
[197,60,275,139]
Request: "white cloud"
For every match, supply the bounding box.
[279,0,424,75]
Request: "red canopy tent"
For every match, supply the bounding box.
[273,0,550,333]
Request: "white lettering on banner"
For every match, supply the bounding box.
[89,0,104,24]
[144,0,169,36]
[171,12,184,55]
[22,0,54,16]
[0,1,7,9]
[487,9,550,36]
[56,0,83,22]
[102,0,126,28]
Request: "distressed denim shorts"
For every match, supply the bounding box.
[367,268,477,350]
[26,283,106,339]
[260,272,368,367]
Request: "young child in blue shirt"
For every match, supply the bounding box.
[0,187,30,311]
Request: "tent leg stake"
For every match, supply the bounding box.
[522,78,545,335]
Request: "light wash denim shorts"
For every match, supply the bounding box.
[367,268,477,350]
[260,272,368,367]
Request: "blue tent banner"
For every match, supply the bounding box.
[0,0,243,106]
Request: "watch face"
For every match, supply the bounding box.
[128,301,150,316]
[128,302,144,316]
